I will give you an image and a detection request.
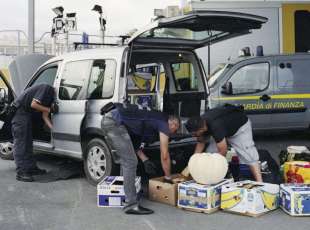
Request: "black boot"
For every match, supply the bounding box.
[123,203,154,215]
[28,167,47,175]
[16,171,34,182]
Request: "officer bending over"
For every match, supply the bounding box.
[12,84,55,182]
[106,104,180,214]
[185,104,262,182]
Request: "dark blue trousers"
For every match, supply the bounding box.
[11,112,36,174]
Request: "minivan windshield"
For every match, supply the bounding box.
[208,63,231,87]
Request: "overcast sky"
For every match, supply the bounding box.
[0,0,181,42]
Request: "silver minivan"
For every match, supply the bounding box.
[0,11,267,184]
[208,53,310,131]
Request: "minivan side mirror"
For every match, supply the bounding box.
[221,82,233,95]
[0,88,7,103]
[100,102,116,115]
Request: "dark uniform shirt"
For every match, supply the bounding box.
[112,107,170,148]
[201,105,248,143]
[14,84,55,113]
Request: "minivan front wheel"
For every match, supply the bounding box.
[84,138,115,185]
[0,142,14,160]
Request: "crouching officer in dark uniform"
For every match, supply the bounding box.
[12,84,55,182]
[104,103,180,214]
[185,104,263,182]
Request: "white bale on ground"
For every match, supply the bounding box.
[188,152,228,185]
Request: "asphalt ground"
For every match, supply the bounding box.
[0,131,309,230]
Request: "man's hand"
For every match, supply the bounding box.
[163,176,173,184]
[143,159,157,176]
[194,142,206,153]
[216,138,228,156]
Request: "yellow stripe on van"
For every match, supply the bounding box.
[271,94,310,99]
[214,94,310,101]
[215,96,261,101]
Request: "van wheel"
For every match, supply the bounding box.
[83,138,116,186]
[0,142,14,160]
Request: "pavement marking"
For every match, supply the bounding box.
[142,219,157,230]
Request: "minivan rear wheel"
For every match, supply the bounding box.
[84,138,116,186]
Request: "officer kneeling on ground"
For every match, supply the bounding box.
[12,84,55,182]
[105,103,180,214]
[185,104,263,182]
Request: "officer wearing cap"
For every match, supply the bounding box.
[12,84,55,182]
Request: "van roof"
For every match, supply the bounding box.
[46,46,127,64]
[227,52,310,65]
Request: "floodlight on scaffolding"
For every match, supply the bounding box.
[66,12,77,31]
[54,18,64,32]
[92,5,103,14]
[52,6,64,17]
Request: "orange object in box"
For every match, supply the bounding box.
[284,161,310,184]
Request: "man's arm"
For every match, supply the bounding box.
[31,99,50,113]
[216,138,228,156]
[42,111,53,129]
[194,142,206,153]
[159,132,171,177]
[42,112,53,129]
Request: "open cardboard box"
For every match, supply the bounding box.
[149,174,190,206]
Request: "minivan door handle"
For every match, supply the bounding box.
[260,94,271,102]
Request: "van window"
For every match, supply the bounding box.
[31,66,58,87]
[172,62,198,91]
[277,59,310,91]
[59,60,92,100]
[229,63,269,94]
[0,77,10,102]
[87,60,116,99]
[127,63,164,110]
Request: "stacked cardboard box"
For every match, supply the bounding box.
[280,184,310,216]
[283,161,310,184]
[97,176,141,207]
[177,179,233,213]
[220,180,279,217]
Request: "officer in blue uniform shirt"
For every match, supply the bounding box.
[106,104,180,214]
[12,84,55,182]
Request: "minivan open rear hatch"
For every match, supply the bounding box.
[128,10,267,50]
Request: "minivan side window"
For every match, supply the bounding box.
[30,66,58,87]
[87,60,116,99]
[277,59,310,91]
[229,63,269,94]
[59,60,92,100]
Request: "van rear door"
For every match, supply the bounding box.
[128,10,267,50]
[0,71,15,142]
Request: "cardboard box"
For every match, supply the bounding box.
[97,176,141,207]
[283,161,310,184]
[280,184,310,216]
[177,179,233,213]
[221,180,280,217]
[148,174,188,206]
